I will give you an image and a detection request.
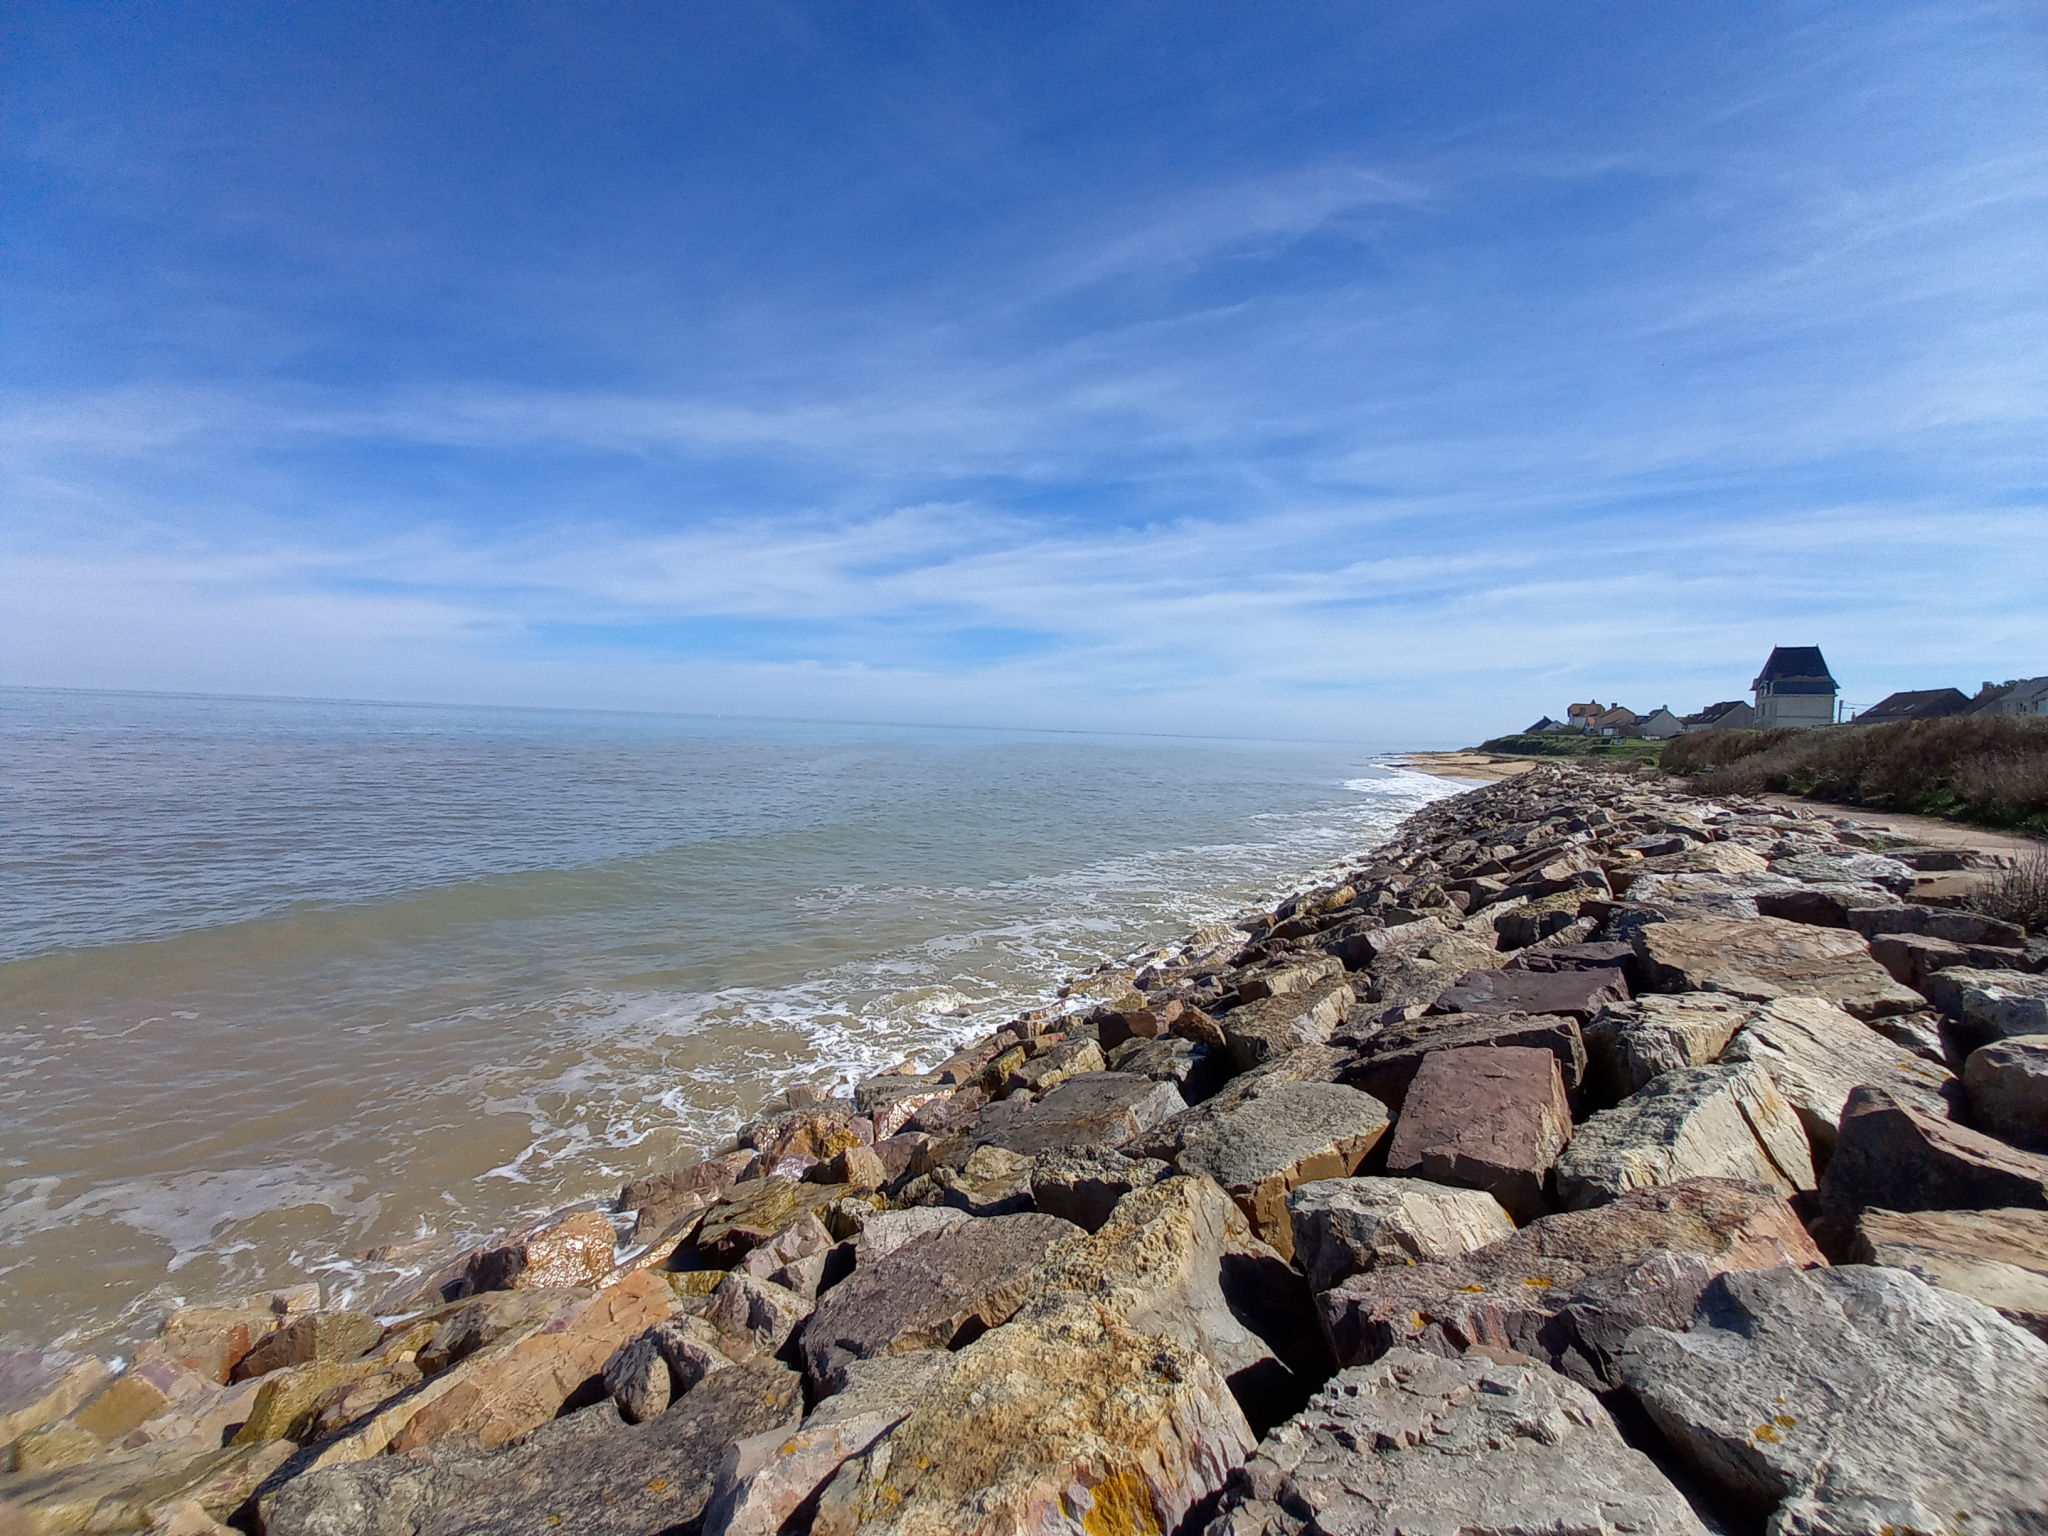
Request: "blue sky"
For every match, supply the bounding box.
[3,2,2044,742]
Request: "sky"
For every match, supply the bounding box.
[3,2,2044,743]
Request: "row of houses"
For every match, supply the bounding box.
[1523,646,2048,741]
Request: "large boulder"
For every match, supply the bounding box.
[1723,996,1956,1159]
[1619,1265,2048,1534]
[1918,968,2048,1049]
[1818,1086,2048,1236]
[455,1210,619,1296]
[1285,1177,1515,1293]
[619,1151,754,1242]
[972,1073,1186,1157]
[806,1295,1253,1536]
[1166,1082,1391,1258]
[1581,993,1750,1105]
[798,1212,1081,1394]
[1221,978,1355,1071]
[696,1178,853,1266]
[1850,1206,2048,1342]
[1383,1046,1572,1223]
[1849,905,2027,948]
[1558,1062,1814,1211]
[1430,966,1630,1021]
[1633,916,1924,1020]
[260,1357,802,1536]
[1964,1034,2048,1149]
[1200,1349,1706,1536]
[1341,1012,1586,1115]
[0,1352,112,1452]
[1027,1152,1171,1232]
[1318,1178,1823,1388]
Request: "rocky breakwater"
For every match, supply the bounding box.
[6,763,2048,1535]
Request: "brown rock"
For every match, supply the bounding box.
[1633,916,1924,1021]
[696,1178,852,1266]
[1819,1085,2048,1236]
[1431,966,1629,1022]
[1343,1012,1585,1116]
[132,1306,280,1387]
[1384,1046,1573,1223]
[972,1072,1186,1158]
[0,1351,112,1452]
[1001,1037,1105,1098]
[1098,999,1182,1050]
[1221,977,1355,1071]
[1723,995,1956,1159]
[621,1150,754,1242]
[798,1212,1082,1394]
[230,1311,383,1382]
[747,1108,872,1160]
[1850,1206,2048,1341]
[460,1209,618,1295]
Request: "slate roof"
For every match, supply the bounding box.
[1752,646,1838,694]
[1857,689,1971,724]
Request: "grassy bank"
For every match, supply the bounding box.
[1474,732,1667,763]
[1661,716,2048,833]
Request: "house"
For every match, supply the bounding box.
[1523,716,1568,734]
[1590,705,1637,737]
[1856,688,1971,724]
[1636,706,1685,739]
[1752,646,1839,729]
[1681,700,1757,732]
[1970,677,2048,718]
[1565,701,1606,733]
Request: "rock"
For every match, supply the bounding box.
[1500,937,1637,976]
[972,1072,1186,1157]
[1319,1178,1824,1385]
[1002,1037,1105,1098]
[2,1438,294,1536]
[1619,1264,2048,1533]
[599,1331,671,1423]
[808,1144,889,1191]
[937,1144,1036,1217]
[1870,930,1971,989]
[1770,849,1917,891]
[695,1178,851,1266]
[1384,1046,1572,1223]
[0,1352,112,1451]
[1342,1012,1585,1116]
[1432,965,1630,1021]
[411,1287,591,1374]
[1920,967,2048,1049]
[1327,917,1452,973]
[458,1209,618,1295]
[859,1077,952,1137]
[1222,978,1355,1071]
[1203,1349,1707,1536]
[799,1212,1082,1394]
[1965,1034,2048,1149]
[1753,883,1889,928]
[737,1211,835,1287]
[1104,1034,1214,1093]
[1849,904,2028,948]
[705,1272,811,1358]
[260,1358,801,1536]
[1819,1085,2048,1234]
[1236,956,1346,1003]
[807,1294,1252,1536]
[853,1207,971,1264]
[1582,993,1749,1104]
[745,1107,872,1159]
[1021,1175,1330,1434]
[1723,995,1956,1159]
[1491,893,1592,950]
[1557,1062,1815,1210]
[1165,1082,1391,1258]
[1634,914,1925,1020]
[230,1312,383,1381]
[1850,1206,2048,1342]
[1286,1177,1515,1292]
[619,1149,755,1239]
[1028,1152,1171,1232]
[134,1305,282,1386]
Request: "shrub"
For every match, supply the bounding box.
[1971,848,2048,935]
[1664,716,2048,833]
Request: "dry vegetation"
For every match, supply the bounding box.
[1660,715,2048,833]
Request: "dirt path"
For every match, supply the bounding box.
[1757,794,2044,857]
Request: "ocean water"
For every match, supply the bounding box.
[0,687,1463,1351]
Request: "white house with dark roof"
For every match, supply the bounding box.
[1970,677,2048,717]
[1752,646,1839,729]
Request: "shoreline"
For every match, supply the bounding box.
[5,761,2046,1533]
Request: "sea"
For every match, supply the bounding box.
[0,686,1466,1353]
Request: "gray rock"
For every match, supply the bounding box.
[1285,1177,1514,1293]
[1165,1081,1391,1260]
[705,1272,811,1358]
[1028,1152,1171,1232]
[1431,965,1630,1022]
[1557,1062,1815,1210]
[1582,993,1750,1104]
[1633,915,1925,1021]
[797,1211,1082,1393]
[1965,1034,2048,1150]
[972,1072,1186,1157]
[1235,954,1345,1003]
[1104,1034,1210,1089]
[852,1206,969,1263]
[1769,850,1917,891]
[599,1331,669,1423]
[1849,905,2028,948]
[936,1144,1035,1217]
[1851,1206,2048,1342]
[1204,1349,1706,1536]
[260,1357,801,1536]
[1619,1265,2048,1534]
[1222,977,1356,1071]
[1922,968,2048,1049]
[1723,995,1956,1158]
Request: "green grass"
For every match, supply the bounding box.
[1474,733,1667,762]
